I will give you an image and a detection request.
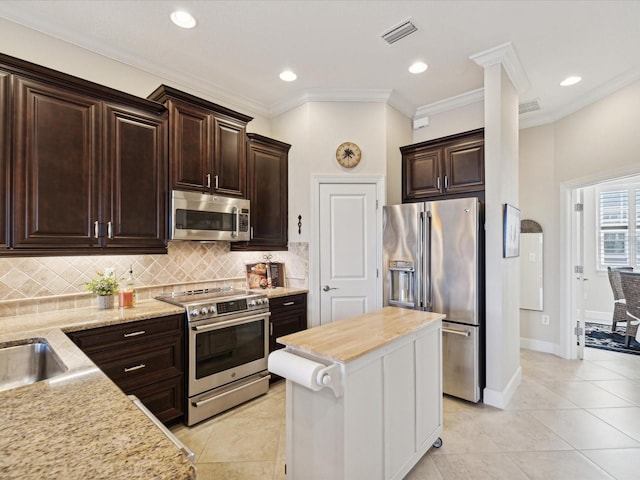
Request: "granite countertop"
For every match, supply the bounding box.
[0,300,196,479]
[277,306,444,363]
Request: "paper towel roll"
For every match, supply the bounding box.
[268,350,324,391]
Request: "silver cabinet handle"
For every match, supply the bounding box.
[322,285,338,292]
[283,301,295,306]
[124,364,146,373]
[442,327,470,337]
[206,173,211,188]
[94,221,99,239]
[250,227,254,239]
[270,322,273,336]
[444,175,449,189]
[107,221,113,239]
[215,175,219,189]
[123,330,146,338]
[437,177,441,191]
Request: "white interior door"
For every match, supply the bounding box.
[319,182,378,325]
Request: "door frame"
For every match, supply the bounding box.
[310,174,386,328]
[560,166,640,359]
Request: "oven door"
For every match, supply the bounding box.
[188,311,270,397]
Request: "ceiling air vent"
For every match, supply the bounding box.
[519,98,541,114]
[381,19,418,45]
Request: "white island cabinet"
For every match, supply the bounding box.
[269,306,444,480]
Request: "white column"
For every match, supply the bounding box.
[471,42,528,408]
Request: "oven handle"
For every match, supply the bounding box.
[191,311,271,332]
[192,374,270,408]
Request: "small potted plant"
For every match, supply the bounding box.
[85,269,120,310]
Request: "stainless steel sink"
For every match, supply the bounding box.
[0,340,68,392]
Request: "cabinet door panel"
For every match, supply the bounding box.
[0,71,9,249]
[13,77,100,248]
[104,104,167,250]
[444,139,484,194]
[169,100,210,191]
[129,375,184,424]
[213,116,246,197]
[251,145,287,247]
[403,148,441,201]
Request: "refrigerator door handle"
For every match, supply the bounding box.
[423,210,432,309]
[443,327,471,337]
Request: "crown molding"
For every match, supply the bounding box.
[470,41,531,95]
[267,88,416,118]
[414,88,484,120]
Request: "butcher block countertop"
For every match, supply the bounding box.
[0,300,195,480]
[277,306,444,363]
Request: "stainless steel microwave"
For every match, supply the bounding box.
[170,190,250,242]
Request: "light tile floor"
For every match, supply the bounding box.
[172,347,640,479]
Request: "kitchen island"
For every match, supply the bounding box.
[0,301,196,480]
[270,306,444,480]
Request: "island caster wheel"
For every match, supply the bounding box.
[432,437,443,448]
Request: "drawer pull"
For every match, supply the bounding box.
[124,364,146,373]
[283,301,295,306]
[123,330,146,338]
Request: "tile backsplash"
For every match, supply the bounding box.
[0,242,308,317]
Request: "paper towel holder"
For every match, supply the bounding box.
[316,364,342,398]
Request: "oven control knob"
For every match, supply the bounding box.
[209,306,216,314]
[248,300,257,307]
[200,307,209,315]
[190,309,199,317]
[257,299,264,305]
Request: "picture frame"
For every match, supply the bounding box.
[503,203,521,258]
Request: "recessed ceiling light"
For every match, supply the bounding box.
[560,76,582,87]
[409,61,428,74]
[170,10,196,29]
[279,70,297,82]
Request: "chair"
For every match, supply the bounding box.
[618,271,640,347]
[607,266,634,332]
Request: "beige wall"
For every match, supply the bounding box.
[412,102,484,144]
[385,105,413,205]
[519,124,559,348]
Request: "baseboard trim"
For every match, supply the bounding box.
[520,337,562,355]
[483,366,522,409]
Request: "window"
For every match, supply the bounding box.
[596,185,640,269]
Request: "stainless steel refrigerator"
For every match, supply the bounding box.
[383,197,484,403]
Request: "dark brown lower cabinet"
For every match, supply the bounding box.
[67,314,184,424]
[269,293,307,382]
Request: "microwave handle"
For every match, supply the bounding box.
[233,206,239,238]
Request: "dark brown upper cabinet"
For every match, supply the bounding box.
[231,133,291,251]
[402,128,484,202]
[0,70,9,250]
[103,104,167,251]
[148,85,253,198]
[1,52,168,256]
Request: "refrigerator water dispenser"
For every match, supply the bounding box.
[388,260,415,307]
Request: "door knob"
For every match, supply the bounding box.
[322,285,338,292]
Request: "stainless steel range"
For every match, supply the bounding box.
[156,287,271,426]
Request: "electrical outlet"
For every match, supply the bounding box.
[541,314,550,326]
